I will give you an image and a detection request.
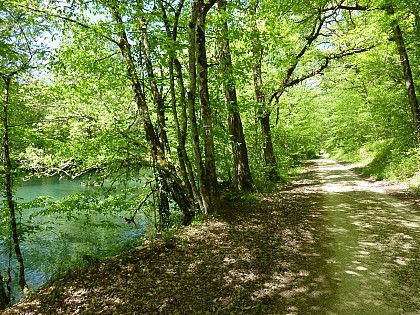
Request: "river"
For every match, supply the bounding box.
[0,176,147,302]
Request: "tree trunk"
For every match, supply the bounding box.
[196,0,219,210]
[260,113,277,167]
[187,1,211,213]
[109,5,194,224]
[0,272,9,310]
[394,24,420,136]
[173,59,203,210]
[157,0,203,212]
[168,57,195,202]
[250,11,278,178]
[139,16,171,155]
[217,0,255,191]
[387,6,420,138]
[415,12,420,46]
[2,77,28,292]
[158,188,170,229]
[139,15,171,222]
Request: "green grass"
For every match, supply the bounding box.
[332,140,420,184]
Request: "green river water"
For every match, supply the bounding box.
[0,176,146,302]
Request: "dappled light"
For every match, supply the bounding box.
[2,0,420,312]
[4,158,420,314]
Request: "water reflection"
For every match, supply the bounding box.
[1,176,146,302]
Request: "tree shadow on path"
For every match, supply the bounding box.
[3,159,420,314]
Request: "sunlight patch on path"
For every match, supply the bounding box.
[306,158,420,315]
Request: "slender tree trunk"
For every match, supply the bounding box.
[188,0,211,213]
[387,6,420,138]
[0,271,9,310]
[413,12,420,94]
[157,0,203,212]
[260,113,277,164]
[250,10,278,178]
[217,0,255,191]
[173,59,203,210]
[416,13,420,45]
[139,16,171,155]
[139,16,171,221]
[196,0,219,210]
[394,24,420,136]
[168,57,194,201]
[2,77,28,292]
[109,5,194,224]
[158,187,170,228]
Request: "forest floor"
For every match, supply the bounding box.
[2,158,420,315]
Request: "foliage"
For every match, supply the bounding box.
[3,0,420,306]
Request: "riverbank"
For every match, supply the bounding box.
[3,159,420,314]
[1,174,308,314]
[0,175,146,303]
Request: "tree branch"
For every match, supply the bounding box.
[94,51,120,63]
[203,0,217,13]
[323,4,367,11]
[285,46,373,88]
[8,114,98,128]
[14,3,119,45]
[126,189,155,225]
[338,5,367,10]
[269,8,335,104]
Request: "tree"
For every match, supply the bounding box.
[187,0,211,213]
[104,2,195,224]
[301,0,420,179]
[248,0,372,177]
[195,0,219,210]
[0,3,47,292]
[249,0,277,178]
[216,0,255,191]
[385,5,420,139]
[158,0,202,213]
[0,271,8,309]
[1,75,28,292]
[326,0,420,140]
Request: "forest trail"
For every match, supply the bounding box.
[283,157,420,314]
[3,157,420,315]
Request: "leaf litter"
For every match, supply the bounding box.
[3,160,419,314]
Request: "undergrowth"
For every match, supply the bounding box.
[331,139,420,190]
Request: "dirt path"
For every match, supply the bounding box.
[3,158,420,314]
[292,158,420,314]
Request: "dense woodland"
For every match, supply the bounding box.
[1,0,420,309]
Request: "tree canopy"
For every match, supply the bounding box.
[2,0,420,307]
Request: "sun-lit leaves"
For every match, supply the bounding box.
[2,0,420,308]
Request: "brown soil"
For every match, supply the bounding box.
[2,160,419,315]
